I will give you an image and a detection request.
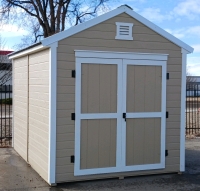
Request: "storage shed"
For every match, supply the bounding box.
[9,5,194,185]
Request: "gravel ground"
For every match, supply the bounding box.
[185,138,200,174]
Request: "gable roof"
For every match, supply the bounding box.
[42,4,193,53]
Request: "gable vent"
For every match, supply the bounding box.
[115,22,133,40]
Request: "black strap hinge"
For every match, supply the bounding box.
[72,70,76,78]
[71,155,75,163]
[71,113,75,120]
[166,111,169,118]
[165,150,168,157]
[122,113,126,122]
[166,73,169,80]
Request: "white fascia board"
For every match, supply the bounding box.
[42,6,129,46]
[9,45,45,59]
[125,9,194,53]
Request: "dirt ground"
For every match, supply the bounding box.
[0,138,200,191]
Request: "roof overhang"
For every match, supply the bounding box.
[9,4,194,58]
[42,5,193,53]
[8,42,45,59]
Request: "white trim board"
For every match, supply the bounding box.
[75,50,168,60]
[180,48,187,172]
[9,45,45,59]
[48,42,58,185]
[42,5,193,53]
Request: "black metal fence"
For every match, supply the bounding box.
[0,85,12,147]
[186,82,200,135]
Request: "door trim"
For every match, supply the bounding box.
[75,50,168,61]
[121,59,166,171]
[74,50,167,176]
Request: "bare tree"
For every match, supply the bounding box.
[0,35,12,85]
[0,0,110,44]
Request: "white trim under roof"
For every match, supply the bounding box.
[9,44,45,59]
[41,5,193,53]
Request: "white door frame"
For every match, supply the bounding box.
[121,59,167,172]
[74,50,168,176]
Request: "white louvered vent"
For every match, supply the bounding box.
[115,22,133,40]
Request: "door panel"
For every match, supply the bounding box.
[80,119,117,169]
[81,64,117,113]
[123,61,165,171]
[126,118,161,166]
[75,58,122,176]
[126,65,162,113]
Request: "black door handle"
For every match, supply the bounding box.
[123,113,126,121]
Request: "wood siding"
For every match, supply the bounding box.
[28,49,49,182]
[13,48,50,183]
[56,13,182,182]
[13,56,28,161]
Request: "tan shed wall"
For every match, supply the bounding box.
[13,48,50,183]
[13,56,28,161]
[28,49,50,182]
[56,13,182,182]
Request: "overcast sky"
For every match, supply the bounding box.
[1,0,200,76]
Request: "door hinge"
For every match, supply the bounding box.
[72,70,76,78]
[165,150,168,157]
[71,155,75,163]
[122,113,126,121]
[166,111,169,118]
[166,73,169,80]
[71,113,75,120]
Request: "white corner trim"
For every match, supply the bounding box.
[41,5,193,53]
[115,22,133,40]
[48,42,58,184]
[12,60,14,148]
[180,48,187,172]
[75,50,168,61]
[9,44,45,59]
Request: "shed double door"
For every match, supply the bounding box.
[75,57,166,176]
